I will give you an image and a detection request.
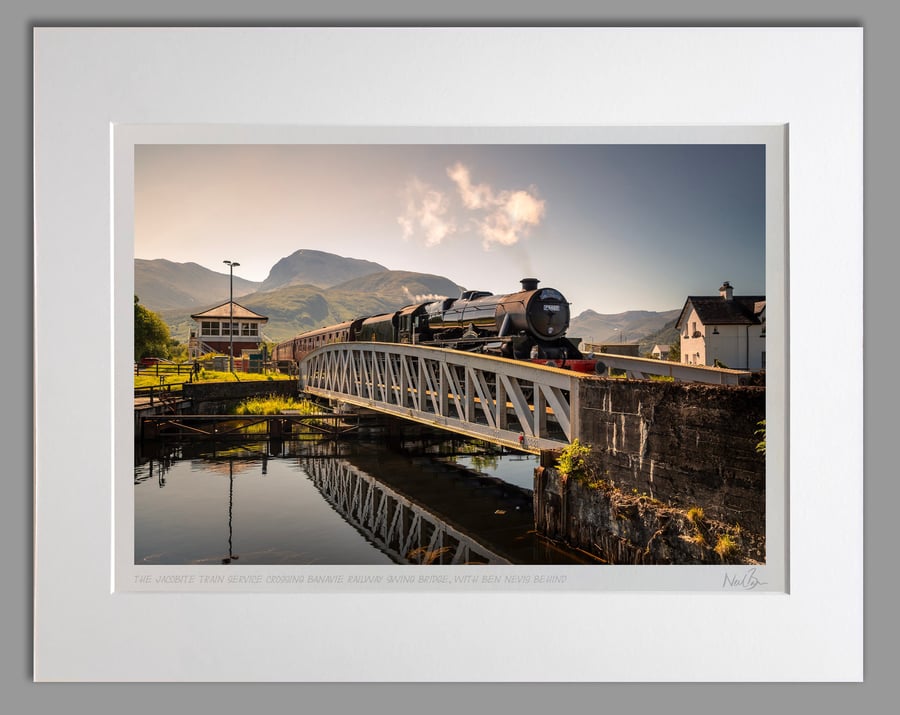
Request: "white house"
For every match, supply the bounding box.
[675,281,766,370]
[651,344,671,360]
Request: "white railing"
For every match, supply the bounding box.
[299,343,582,453]
[592,353,751,385]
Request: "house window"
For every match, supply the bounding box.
[201,321,219,336]
[241,323,258,337]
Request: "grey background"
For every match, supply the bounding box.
[7,0,885,710]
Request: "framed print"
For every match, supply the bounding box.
[34,27,863,681]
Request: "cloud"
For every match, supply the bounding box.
[447,163,546,249]
[399,164,547,250]
[447,162,493,210]
[479,189,546,247]
[397,178,455,246]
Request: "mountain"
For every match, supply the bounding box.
[568,309,681,349]
[258,249,388,292]
[330,270,463,304]
[158,270,466,343]
[135,259,261,312]
[636,318,681,355]
[139,250,681,348]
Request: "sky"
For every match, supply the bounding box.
[134,143,766,315]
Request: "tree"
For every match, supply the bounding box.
[668,337,681,362]
[134,295,171,360]
[167,338,189,363]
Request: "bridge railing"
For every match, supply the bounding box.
[299,343,582,453]
[593,353,751,385]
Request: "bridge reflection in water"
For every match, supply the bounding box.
[134,438,599,566]
[305,456,509,565]
[301,441,597,565]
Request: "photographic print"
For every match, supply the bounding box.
[131,137,775,580]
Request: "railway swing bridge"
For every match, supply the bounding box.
[298,342,749,455]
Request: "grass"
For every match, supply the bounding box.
[232,396,318,416]
[135,370,292,390]
[194,370,292,383]
[686,507,708,545]
[686,507,705,524]
[714,533,740,559]
[134,373,190,389]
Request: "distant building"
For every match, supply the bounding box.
[188,301,268,359]
[651,344,671,360]
[595,343,641,357]
[675,281,766,370]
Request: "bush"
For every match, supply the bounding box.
[556,439,591,480]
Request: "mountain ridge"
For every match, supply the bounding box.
[135,259,262,311]
[258,249,389,292]
[139,251,681,347]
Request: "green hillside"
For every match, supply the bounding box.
[637,318,681,355]
[160,270,466,343]
[135,259,260,312]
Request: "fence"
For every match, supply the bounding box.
[134,362,194,377]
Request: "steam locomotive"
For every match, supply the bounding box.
[273,278,600,373]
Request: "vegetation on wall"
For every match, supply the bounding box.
[755,420,766,455]
[555,439,592,480]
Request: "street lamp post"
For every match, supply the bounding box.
[223,260,240,372]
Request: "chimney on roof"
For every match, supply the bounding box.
[719,281,734,301]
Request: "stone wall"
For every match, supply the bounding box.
[534,466,765,564]
[573,380,766,535]
[181,379,298,414]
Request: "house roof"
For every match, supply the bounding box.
[651,344,671,353]
[190,301,269,322]
[676,296,765,328]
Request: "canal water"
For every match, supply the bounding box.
[134,435,599,566]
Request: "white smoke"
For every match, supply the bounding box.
[446,163,545,249]
[397,178,455,246]
[402,286,448,303]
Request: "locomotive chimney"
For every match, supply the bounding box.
[521,278,540,291]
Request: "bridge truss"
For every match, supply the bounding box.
[299,343,581,454]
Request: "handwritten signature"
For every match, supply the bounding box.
[722,567,767,591]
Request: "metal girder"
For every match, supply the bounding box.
[299,343,580,453]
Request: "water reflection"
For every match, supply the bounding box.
[134,437,599,566]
